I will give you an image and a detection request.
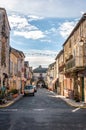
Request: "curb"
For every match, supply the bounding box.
[49,90,86,109]
[0,94,23,108]
[0,101,14,108]
[62,98,86,108]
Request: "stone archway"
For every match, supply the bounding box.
[36,79,46,88]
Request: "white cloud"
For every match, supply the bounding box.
[27,56,54,69]
[59,21,77,39]
[45,28,57,35]
[0,0,86,17]
[50,28,57,32]
[25,55,55,68]
[14,30,45,39]
[8,15,45,39]
[0,0,17,10]
[40,39,52,43]
[24,49,57,68]
[28,15,44,21]
[8,15,37,30]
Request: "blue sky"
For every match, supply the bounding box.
[0,0,86,68]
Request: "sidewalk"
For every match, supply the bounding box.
[59,95,86,108]
[0,94,23,108]
[50,91,86,108]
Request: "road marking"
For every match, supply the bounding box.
[0,109,18,112]
[72,108,80,112]
[33,109,45,111]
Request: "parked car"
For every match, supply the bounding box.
[24,85,35,96]
[33,86,37,92]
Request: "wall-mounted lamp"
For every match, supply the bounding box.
[79,39,84,46]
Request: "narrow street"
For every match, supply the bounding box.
[0,88,86,130]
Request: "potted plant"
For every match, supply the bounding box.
[74,93,80,102]
[10,89,19,98]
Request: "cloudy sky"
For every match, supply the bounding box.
[0,0,86,68]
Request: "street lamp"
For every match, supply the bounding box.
[79,39,84,46]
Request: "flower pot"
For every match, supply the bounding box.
[13,93,18,98]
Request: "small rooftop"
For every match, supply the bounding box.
[33,65,48,73]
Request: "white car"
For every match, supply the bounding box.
[33,86,37,92]
[24,85,34,96]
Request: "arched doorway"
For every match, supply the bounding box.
[36,79,46,88]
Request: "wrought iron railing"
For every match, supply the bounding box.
[65,58,75,70]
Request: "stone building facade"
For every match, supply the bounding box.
[56,50,64,95]
[63,13,86,101]
[47,13,86,102]
[47,62,55,90]
[0,8,10,88]
[9,47,25,93]
[24,61,33,85]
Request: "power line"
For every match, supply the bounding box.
[24,52,56,57]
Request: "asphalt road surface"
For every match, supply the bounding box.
[0,88,86,130]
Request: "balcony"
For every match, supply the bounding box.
[65,58,75,71]
[65,55,86,72]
